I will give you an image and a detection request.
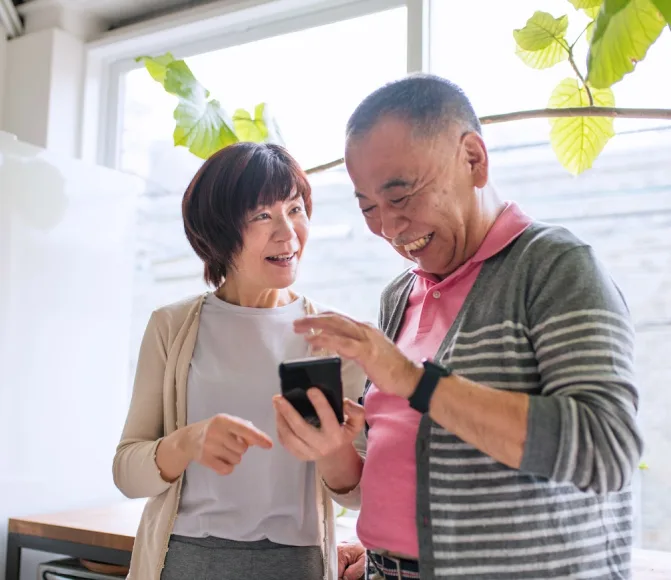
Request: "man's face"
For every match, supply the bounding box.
[345,116,488,279]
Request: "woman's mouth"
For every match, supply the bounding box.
[265,252,297,266]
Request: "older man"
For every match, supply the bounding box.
[274,74,643,580]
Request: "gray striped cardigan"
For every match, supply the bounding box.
[365,222,643,579]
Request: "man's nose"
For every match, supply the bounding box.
[379,207,408,241]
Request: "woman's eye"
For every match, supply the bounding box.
[254,212,271,221]
[290,205,304,214]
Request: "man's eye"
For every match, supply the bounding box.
[361,206,377,215]
[390,196,408,205]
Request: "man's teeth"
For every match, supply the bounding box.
[404,234,432,253]
[268,253,295,261]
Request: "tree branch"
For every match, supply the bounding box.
[304,107,671,175]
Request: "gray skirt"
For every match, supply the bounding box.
[160,535,323,580]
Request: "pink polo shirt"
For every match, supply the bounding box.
[356,202,533,557]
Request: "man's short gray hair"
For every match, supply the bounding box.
[346,73,481,140]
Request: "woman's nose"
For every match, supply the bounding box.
[274,216,296,241]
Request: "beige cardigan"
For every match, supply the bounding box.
[113,293,366,580]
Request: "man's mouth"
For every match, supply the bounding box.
[401,233,434,254]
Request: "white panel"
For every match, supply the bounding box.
[0,131,145,579]
[0,24,6,130]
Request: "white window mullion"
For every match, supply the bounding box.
[406,0,431,74]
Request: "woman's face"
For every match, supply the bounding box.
[230,192,309,291]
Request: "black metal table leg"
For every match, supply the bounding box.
[5,532,21,580]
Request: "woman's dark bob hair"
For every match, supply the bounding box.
[182,142,312,287]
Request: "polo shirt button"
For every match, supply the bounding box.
[432,291,441,299]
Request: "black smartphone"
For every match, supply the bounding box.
[279,356,344,428]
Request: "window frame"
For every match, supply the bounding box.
[83,0,429,169]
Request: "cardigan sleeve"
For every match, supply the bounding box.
[520,246,644,494]
[112,312,175,499]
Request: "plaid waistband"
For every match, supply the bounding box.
[367,550,420,579]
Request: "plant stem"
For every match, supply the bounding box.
[304,107,671,174]
[568,50,593,106]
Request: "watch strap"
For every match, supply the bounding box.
[408,359,452,413]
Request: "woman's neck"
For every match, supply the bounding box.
[215,281,297,308]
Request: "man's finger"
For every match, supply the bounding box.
[306,334,362,361]
[294,313,360,337]
[228,420,273,449]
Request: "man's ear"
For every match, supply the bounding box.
[462,132,489,188]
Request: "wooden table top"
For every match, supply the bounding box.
[7,500,671,578]
[7,500,145,552]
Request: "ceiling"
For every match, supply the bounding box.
[13,0,220,28]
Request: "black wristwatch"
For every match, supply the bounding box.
[408,358,452,413]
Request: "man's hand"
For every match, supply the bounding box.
[337,541,366,580]
[294,312,422,398]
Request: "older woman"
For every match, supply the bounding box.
[113,142,366,580]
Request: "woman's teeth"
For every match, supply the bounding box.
[404,234,433,253]
[267,253,296,262]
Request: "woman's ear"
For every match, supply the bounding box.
[463,132,489,188]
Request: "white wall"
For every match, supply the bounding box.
[2,28,86,156]
[0,25,7,130]
[0,132,146,580]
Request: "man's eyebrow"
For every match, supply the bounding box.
[381,178,416,191]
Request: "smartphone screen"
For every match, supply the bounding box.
[279,356,344,427]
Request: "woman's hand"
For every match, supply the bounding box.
[187,414,274,475]
[273,389,365,461]
[294,313,422,398]
[156,414,273,482]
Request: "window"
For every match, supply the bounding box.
[431,0,671,552]
[119,5,408,376]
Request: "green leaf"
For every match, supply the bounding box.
[139,53,239,159]
[515,43,569,69]
[514,12,569,50]
[583,5,602,42]
[136,53,175,84]
[587,0,667,88]
[255,103,286,146]
[232,106,269,143]
[584,5,603,17]
[513,12,570,69]
[173,97,238,160]
[651,0,671,22]
[163,60,210,101]
[548,78,615,174]
[568,0,603,8]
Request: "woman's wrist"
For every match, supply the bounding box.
[317,443,363,494]
[156,426,195,482]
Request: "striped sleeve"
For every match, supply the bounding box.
[520,245,644,494]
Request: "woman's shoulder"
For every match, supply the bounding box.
[150,293,208,332]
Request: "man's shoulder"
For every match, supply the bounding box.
[515,220,590,261]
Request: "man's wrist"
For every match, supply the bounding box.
[398,360,424,398]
